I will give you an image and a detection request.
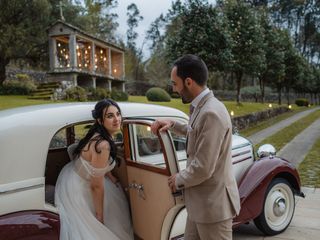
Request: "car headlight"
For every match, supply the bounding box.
[257,144,276,159]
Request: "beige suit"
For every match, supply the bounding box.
[172,91,240,237]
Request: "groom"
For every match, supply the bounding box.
[151,54,240,239]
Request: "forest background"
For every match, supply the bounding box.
[0,0,320,104]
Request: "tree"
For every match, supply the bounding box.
[79,0,119,42]
[0,0,51,85]
[283,44,305,105]
[223,0,266,103]
[258,11,286,103]
[126,3,143,52]
[165,0,232,72]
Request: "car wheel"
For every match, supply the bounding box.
[254,178,295,235]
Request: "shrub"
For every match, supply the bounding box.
[15,74,31,82]
[65,86,87,101]
[171,92,181,99]
[146,87,171,102]
[88,87,111,100]
[111,89,128,101]
[295,98,309,107]
[0,79,37,95]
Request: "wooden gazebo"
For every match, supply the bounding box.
[47,20,125,92]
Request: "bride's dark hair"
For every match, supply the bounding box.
[73,99,121,166]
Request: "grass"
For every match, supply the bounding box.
[1,95,286,118]
[298,137,320,188]
[0,95,63,110]
[240,106,310,137]
[128,95,283,117]
[257,109,320,151]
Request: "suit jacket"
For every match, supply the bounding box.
[172,91,240,223]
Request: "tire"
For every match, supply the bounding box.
[254,178,295,235]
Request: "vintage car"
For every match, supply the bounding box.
[0,102,305,240]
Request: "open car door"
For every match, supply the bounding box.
[123,119,183,240]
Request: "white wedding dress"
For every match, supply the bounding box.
[55,154,134,240]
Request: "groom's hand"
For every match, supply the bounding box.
[151,119,174,134]
[168,174,177,192]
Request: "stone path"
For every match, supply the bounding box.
[248,107,320,145]
[278,117,320,166]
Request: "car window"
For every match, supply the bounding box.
[170,131,187,161]
[49,122,123,150]
[74,123,123,143]
[133,124,165,168]
[49,128,67,148]
[74,123,92,143]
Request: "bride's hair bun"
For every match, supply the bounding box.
[91,109,97,119]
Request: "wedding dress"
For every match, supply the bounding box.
[55,154,134,240]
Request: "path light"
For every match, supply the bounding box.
[230,111,234,116]
[288,105,292,109]
[269,104,272,108]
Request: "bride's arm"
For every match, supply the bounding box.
[105,172,119,184]
[90,141,110,223]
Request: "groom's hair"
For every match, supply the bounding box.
[173,54,208,86]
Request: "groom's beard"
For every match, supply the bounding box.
[181,85,193,104]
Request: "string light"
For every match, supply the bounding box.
[56,40,70,68]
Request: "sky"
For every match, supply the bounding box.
[112,0,216,58]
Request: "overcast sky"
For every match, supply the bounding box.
[112,0,216,58]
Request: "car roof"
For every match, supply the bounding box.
[0,102,188,185]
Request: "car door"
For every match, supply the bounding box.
[123,119,182,240]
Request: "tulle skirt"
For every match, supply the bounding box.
[55,161,134,240]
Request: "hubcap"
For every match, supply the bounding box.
[273,198,286,216]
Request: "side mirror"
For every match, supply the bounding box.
[257,144,276,159]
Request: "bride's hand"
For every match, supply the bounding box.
[105,172,120,186]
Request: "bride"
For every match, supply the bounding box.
[55,99,134,240]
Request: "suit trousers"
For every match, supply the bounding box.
[184,216,233,240]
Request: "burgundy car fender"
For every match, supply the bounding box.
[0,210,59,240]
[233,157,303,227]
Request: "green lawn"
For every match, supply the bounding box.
[1,95,286,118]
[0,95,63,110]
[298,137,320,188]
[257,109,320,151]
[128,95,283,117]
